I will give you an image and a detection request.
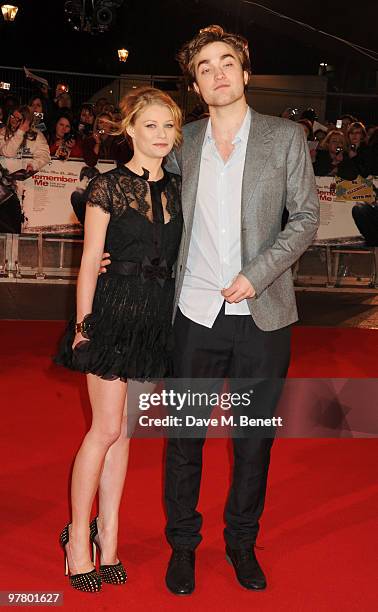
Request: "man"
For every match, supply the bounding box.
[162,25,319,595]
[101,25,319,594]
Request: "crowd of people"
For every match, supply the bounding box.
[1,84,378,175]
[0,82,133,168]
[0,85,377,243]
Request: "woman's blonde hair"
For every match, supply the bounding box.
[117,87,182,148]
[347,121,368,145]
[320,129,346,151]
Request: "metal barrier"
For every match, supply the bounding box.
[1,233,377,291]
[0,233,83,284]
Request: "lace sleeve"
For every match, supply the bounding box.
[86,174,112,214]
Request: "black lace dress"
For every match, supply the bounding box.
[54,165,182,381]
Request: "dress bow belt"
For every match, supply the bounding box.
[107,257,173,287]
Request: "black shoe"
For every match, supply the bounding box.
[226,545,267,590]
[89,516,127,585]
[165,549,195,595]
[59,524,102,593]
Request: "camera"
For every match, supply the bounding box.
[350,144,357,151]
[78,122,92,136]
[63,131,76,142]
[335,146,343,154]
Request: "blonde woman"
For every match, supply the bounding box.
[55,87,183,592]
[313,129,359,179]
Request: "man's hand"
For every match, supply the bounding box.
[221,273,256,303]
[99,252,111,274]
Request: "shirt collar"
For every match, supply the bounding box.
[204,107,251,147]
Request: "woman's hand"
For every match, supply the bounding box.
[72,331,89,350]
[20,118,30,132]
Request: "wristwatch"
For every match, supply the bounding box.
[75,314,92,339]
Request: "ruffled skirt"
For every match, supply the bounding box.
[54,273,175,382]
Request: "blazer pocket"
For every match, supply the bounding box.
[257,166,284,182]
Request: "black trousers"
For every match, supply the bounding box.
[164,304,291,550]
[352,204,378,246]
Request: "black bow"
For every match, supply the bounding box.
[141,256,171,287]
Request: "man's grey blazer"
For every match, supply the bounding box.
[166,107,320,331]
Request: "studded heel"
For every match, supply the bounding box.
[59,524,102,593]
[89,516,127,585]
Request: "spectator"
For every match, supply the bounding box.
[48,114,83,160]
[366,125,377,142]
[94,97,108,115]
[0,104,50,172]
[340,114,357,134]
[75,103,95,138]
[2,94,19,121]
[54,83,70,103]
[300,107,317,125]
[56,92,72,112]
[0,104,4,129]
[82,111,132,167]
[314,128,328,144]
[313,129,359,179]
[346,121,370,176]
[28,95,49,134]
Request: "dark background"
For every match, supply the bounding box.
[0,0,377,87]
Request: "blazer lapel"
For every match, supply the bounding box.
[181,119,208,228]
[241,109,274,221]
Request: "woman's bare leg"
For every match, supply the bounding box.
[96,395,130,564]
[66,374,127,573]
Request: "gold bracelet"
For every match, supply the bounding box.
[75,314,92,339]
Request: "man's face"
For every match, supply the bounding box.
[192,41,248,108]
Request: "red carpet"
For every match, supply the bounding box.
[0,322,377,611]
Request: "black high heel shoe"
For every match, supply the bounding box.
[59,524,102,592]
[89,516,127,585]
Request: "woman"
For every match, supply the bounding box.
[346,121,370,177]
[75,103,95,138]
[0,105,50,172]
[82,111,132,167]
[49,114,83,159]
[313,129,359,179]
[28,95,49,133]
[55,87,183,592]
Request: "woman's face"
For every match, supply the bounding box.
[80,108,94,125]
[9,110,23,130]
[56,117,71,139]
[30,98,43,114]
[127,104,176,159]
[349,128,363,146]
[328,134,344,155]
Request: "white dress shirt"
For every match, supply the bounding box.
[179,108,251,328]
